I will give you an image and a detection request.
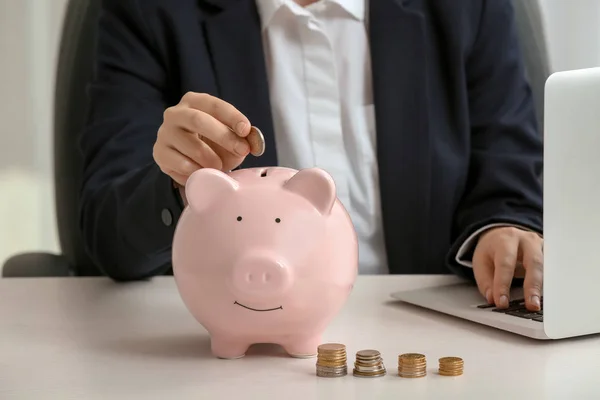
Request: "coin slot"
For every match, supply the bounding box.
[260,169,268,177]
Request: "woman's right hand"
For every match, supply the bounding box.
[153,92,252,186]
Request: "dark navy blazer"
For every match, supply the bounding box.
[80,0,544,281]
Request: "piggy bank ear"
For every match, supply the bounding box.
[283,168,336,215]
[185,168,239,213]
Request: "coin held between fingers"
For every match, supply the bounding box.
[246,126,265,157]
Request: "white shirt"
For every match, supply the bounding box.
[255,0,492,274]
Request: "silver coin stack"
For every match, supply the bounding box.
[316,364,348,378]
[353,349,386,377]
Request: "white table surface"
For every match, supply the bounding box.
[1,275,600,399]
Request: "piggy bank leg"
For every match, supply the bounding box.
[282,335,321,358]
[211,336,250,359]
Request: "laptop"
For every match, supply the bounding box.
[390,67,600,340]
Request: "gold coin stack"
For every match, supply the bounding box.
[316,343,348,378]
[353,349,386,378]
[397,353,427,378]
[438,357,464,376]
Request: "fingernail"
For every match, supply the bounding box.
[236,121,247,135]
[499,295,508,308]
[530,295,541,309]
[234,141,248,156]
[485,289,492,304]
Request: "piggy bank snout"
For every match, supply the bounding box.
[230,253,292,299]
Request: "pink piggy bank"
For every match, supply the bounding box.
[172,166,358,359]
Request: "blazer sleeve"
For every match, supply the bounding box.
[446,0,544,277]
[79,0,183,280]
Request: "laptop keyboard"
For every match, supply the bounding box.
[477,297,543,322]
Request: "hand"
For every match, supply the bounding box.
[472,227,543,311]
[153,92,252,186]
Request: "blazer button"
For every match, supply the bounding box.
[161,208,173,227]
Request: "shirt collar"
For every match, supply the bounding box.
[255,0,285,29]
[255,0,365,29]
[329,0,365,21]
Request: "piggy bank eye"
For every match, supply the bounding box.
[237,216,242,221]
[275,218,281,223]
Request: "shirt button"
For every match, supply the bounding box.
[161,209,173,227]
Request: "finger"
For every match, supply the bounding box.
[514,262,526,279]
[472,253,495,304]
[166,107,250,156]
[492,236,519,308]
[154,145,202,180]
[179,92,251,136]
[521,236,544,311]
[168,129,223,170]
[202,136,246,172]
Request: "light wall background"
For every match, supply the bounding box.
[0,0,599,267]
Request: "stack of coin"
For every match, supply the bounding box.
[353,349,386,377]
[397,353,427,378]
[315,343,348,378]
[438,357,464,376]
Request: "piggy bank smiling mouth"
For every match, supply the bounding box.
[234,301,283,312]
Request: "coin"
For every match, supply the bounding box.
[317,359,347,367]
[356,349,380,360]
[399,353,426,361]
[318,353,347,359]
[316,343,347,378]
[316,365,348,378]
[438,357,464,377]
[398,353,427,378]
[318,343,346,352]
[246,126,265,157]
[353,349,386,378]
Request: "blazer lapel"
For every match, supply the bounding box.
[202,0,278,168]
[369,0,432,273]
